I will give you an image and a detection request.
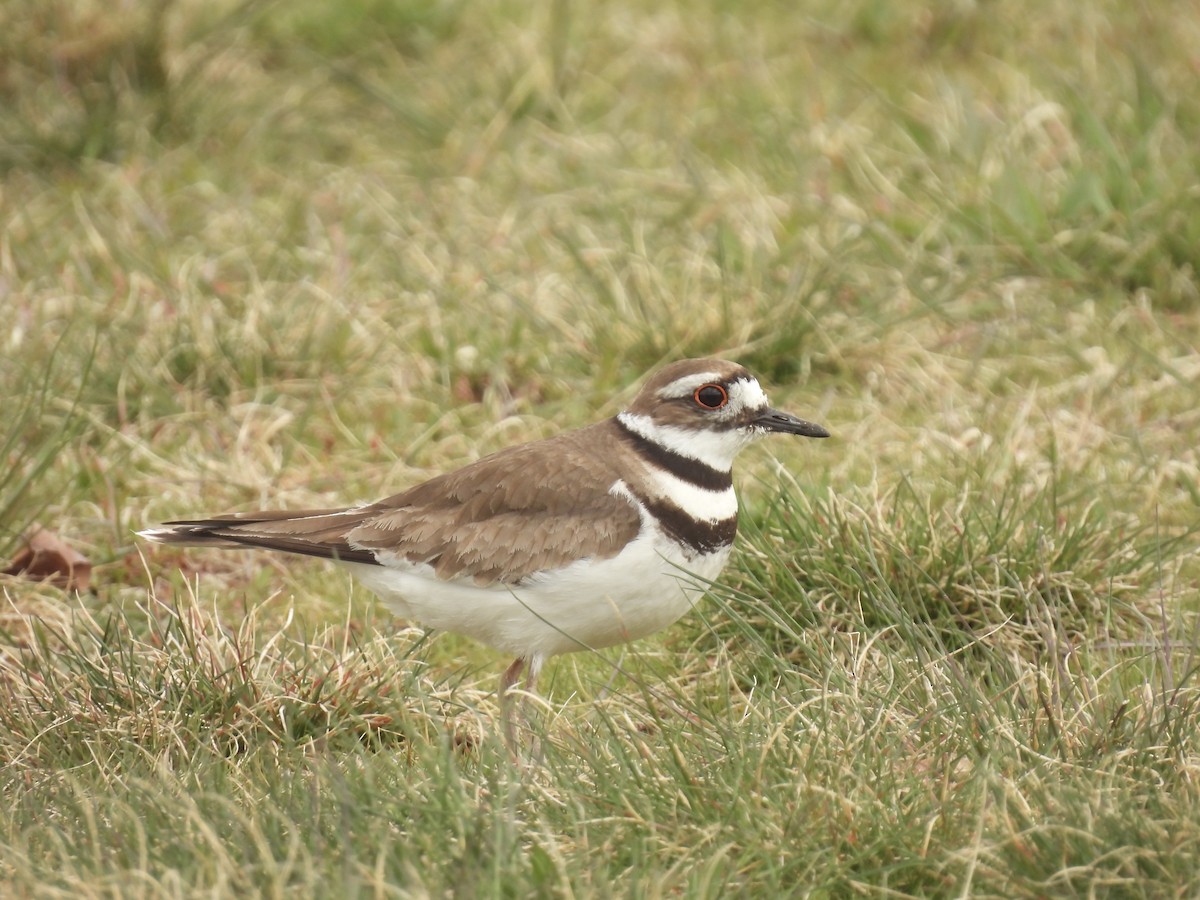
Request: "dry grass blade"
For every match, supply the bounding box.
[2,0,1200,894]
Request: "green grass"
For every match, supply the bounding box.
[3,0,1200,895]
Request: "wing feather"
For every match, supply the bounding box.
[144,421,643,585]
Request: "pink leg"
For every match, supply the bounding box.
[523,656,545,764]
[498,656,546,752]
[524,656,542,695]
[499,658,525,748]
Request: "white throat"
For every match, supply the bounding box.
[616,411,758,471]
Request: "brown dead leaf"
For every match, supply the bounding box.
[453,372,488,403]
[3,526,92,591]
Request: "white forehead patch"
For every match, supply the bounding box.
[728,377,769,412]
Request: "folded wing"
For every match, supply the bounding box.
[142,422,643,585]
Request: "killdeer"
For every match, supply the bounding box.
[141,358,828,732]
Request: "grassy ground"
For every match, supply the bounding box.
[3,0,1200,895]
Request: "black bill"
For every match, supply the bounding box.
[755,408,830,438]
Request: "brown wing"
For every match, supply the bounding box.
[350,422,642,583]
[147,422,643,585]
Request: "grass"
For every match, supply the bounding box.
[2,0,1200,895]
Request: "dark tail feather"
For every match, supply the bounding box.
[139,510,381,565]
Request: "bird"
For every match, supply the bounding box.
[141,358,829,738]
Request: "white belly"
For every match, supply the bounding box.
[344,529,731,660]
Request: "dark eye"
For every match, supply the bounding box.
[693,384,728,410]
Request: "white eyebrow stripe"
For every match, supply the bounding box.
[655,372,725,399]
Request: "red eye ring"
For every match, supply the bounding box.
[693,383,728,410]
